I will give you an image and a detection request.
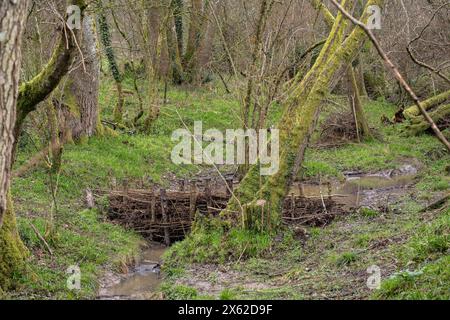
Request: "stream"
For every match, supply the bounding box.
[98,243,166,300]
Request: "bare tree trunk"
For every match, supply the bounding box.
[184,0,202,65]
[63,15,101,140]
[347,65,372,139]
[239,0,272,176]
[356,57,368,97]
[183,0,208,82]
[0,0,27,227]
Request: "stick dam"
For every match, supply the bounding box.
[103,176,345,245]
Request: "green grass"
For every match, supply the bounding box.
[399,209,449,265]
[160,283,200,300]
[163,216,273,267]
[359,207,380,218]
[374,256,450,300]
[335,252,359,267]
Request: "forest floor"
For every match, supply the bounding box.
[5,78,449,299]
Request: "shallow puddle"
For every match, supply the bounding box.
[289,165,417,210]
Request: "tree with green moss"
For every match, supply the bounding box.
[220,0,384,231]
[403,89,450,119]
[313,0,372,140]
[0,0,29,290]
[1,0,88,290]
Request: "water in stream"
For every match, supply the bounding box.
[98,243,166,300]
[289,164,417,210]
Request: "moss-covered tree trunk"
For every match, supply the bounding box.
[223,0,384,230]
[0,0,29,290]
[15,0,88,151]
[173,0,184,56]
[1,0,87,290]
[0,195,28,290]
[403,89,450,119]
[406,104,450,135]
[166,0,185,84]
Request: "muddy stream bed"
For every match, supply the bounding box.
[98,165,418,300]
[98,243,166,300]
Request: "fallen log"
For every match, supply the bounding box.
[406,104,450,135]
[403,89,450,119]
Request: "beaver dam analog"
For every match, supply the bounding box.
[102,166,417,245]
[104,178,344,245]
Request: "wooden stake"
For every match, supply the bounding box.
[226,177,233,196]
[205,178,212,215]
[189,180,198,220]
[290,193,295,218]
[160,188,171,246]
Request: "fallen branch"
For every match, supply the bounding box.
[420,194,449,213]
[30,223,53,256]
